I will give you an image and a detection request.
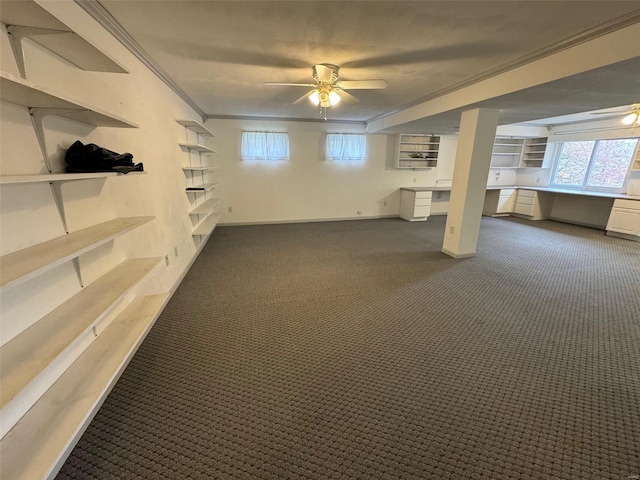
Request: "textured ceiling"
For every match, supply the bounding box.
[99,1,640,127]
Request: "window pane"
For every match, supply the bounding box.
[326,133,366,161]
[241,131,289,160]
[586,139,637,188]
[552,141,594,186]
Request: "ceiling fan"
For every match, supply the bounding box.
[590,103,640,127]
[264,63,387,117]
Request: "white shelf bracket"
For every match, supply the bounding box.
[30,107,88,173]
[49,181,69,233]
[71,257,84,288]
[6,25,71,79]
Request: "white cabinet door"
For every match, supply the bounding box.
[496,189,516,213]
[606,199,640,236]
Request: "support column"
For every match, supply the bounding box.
[442,108,499,258]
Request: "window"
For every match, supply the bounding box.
[241,131,289,161]
[551,138,638,191]
[326,133,366,161]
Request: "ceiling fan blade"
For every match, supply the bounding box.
[264,82,317,87]
[293,90,314,104]
[336,80,387,90]
[314,64,334,83]
[335,89,359,105]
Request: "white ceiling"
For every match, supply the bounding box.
[97,0,640,130]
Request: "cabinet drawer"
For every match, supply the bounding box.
[517,189,536,198]
[414,197,432,207]
[516,195,535,206]
[413,205,431,217]
[415,191,433,200]
[499,189,516,197]
[514,202,534,216]
[612,199,640,212]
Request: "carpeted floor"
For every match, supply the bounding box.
[57,216,640,479]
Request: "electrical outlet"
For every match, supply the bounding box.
[383,201,387,207]
[413,177,417,183]
[228,206,232,213]
[174,246,179,257]
[536,177,541,183]
[164,255,170,266]
[449,226,455,235]
[357,210,362,216]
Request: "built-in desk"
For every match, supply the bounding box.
[400,185,640,240]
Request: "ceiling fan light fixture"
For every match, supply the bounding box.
[621,112,638,125]
[329,90,341,106]
[309,90,320,106]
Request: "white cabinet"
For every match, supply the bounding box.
[400,189,433,221]
[606,199,640,239]
[491,138,523,168]
[512,189,553,220]
[483,188,516,216]
[176,119,223,241]
[519,138,547,168]
[490,137,548,169]
[396,134,439,169]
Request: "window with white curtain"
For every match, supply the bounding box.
[241,131,290,160]
[326,133,367,161]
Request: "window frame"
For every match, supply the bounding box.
[241,131,290,161]
[325,133,367,161]
[549,138,638,193]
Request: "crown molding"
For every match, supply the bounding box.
[74,0,206,120]
[206,114,367,126]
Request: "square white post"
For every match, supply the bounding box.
[442,108,499,258]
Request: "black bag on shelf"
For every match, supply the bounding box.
[65,140,143,174]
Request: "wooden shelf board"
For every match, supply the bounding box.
[0,171,145,185]
[0,216,154,289]
[0,257,161,414]
[186,183,218,192]
[178,143,216,153]
[0,72,138,128]
[0,293,168,480]
[192,212,224,236]
[189,198,221,215]
[0,0,127,74]
[176,119,215,137]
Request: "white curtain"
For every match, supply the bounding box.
[326,133,366,161]
[241,131,289,160]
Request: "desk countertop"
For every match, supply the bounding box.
[401,185,640,200]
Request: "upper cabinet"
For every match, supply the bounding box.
[396,134,440,169]
[490,136,548,169]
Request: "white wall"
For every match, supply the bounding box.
[1,2,206,344]
[206,117,458,224]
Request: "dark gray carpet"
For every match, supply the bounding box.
[57,216,640,479]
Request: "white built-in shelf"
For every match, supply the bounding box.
[0,216,154,289]
[396,134,440,169]
[0,0,128,76]
[178,143,216,154]
[0,293,167,480]
[192,212,224,236]
[0,71,138,128]
[186,183,218,192]
[0,171,145,185]
[176,119,215,137]
[633,144,640,171]
[0,258,161,417]
[189,198,221,215]
[182,166,218,172]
